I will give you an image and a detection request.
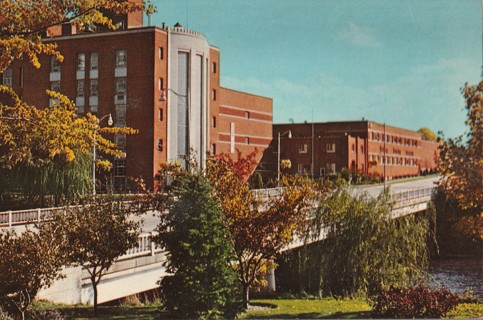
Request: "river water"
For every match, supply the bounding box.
[429,258,483,299]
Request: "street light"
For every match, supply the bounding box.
[159,88,188,101]
[277,130,292,186]
[93,113,113,195]
[383,123,386,189]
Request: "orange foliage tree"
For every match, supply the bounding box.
[206,150,320,308]
[437,81,482,212]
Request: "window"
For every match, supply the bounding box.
[158,78,163,91]
[116,105,126,124]
[376,133,380,141]
[115,78,127,103]
[299,144,308,154]
[116,50,127,68]
[114,160,126,176]
[320,167,326,176]
[211,143,216,155]
[245,137,250,144]
[159,108,163,121]
[212,89,216,101]
[90,52,98,70]
[157,139,163,151]
[245,111,250,119]
[2,68,12,87]
[159,47,164,60]
[327,163,336,174]
[51,56,61,72]
[90,79,98,96]
[76,80,84,97]
[212,116,216,128]
[298,164,312,174]
[230,122,235,153]
[77,53,85,71]
[212,62,217,73]
[115,134,126,148]
[51,81,61,92]
[326,143,335,153]
[351,144,355,153]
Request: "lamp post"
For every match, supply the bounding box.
[93,113,113,195]
[277,130,292,186]
[383,123,386,189]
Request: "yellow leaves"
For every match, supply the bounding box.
[1,0,144,72]
[96,159,113,171]
[0,89,136,168]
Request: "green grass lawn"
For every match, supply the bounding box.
[241,298,372,319]
[32,298,482,319]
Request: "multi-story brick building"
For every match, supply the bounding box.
[257,120,438,182]
[0,10,273,190]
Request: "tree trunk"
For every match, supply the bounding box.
[242,283,250,309]
[92,275,98,313]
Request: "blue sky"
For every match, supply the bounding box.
[152,0,482,138]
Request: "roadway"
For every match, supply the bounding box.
[351,175,439,197]
[139,176,440,234]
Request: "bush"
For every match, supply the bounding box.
[371,285,460,318]
[27,308,65,320]
[0,307,13,320]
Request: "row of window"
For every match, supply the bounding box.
[370,155,419,166]
[351,143,365,154]
[298,143,336,154]
[370,131,419,147]
[61,50,126,74]
[297,164,337,176]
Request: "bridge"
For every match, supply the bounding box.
[0,176,438,305]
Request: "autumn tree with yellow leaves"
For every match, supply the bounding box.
[437,81,482,212]
[0,0,151,72]
[206,151,320,309]
[436,81,482,253]
[0,1,153,204]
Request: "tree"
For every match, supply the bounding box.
[307,186,432,297]
[437,81,482,211]
[206,152,319,308]
[0,227,66,320]
[0,1,148,200]
[0,1,151,73]
[0,82,137,204]
[155,173,241,319]
[418,127,438,142]
[45,195,141,311]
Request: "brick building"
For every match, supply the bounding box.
[256,121,438,181]
[0,10,272,190]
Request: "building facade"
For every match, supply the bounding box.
[257,121,438,181]
[0,13,273,190]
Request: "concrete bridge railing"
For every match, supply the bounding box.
[121,231,163,260]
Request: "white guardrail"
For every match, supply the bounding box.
[119,231,163,260]
[0,187,436,228]
[0,206,67,228]
[391,187,435,208]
